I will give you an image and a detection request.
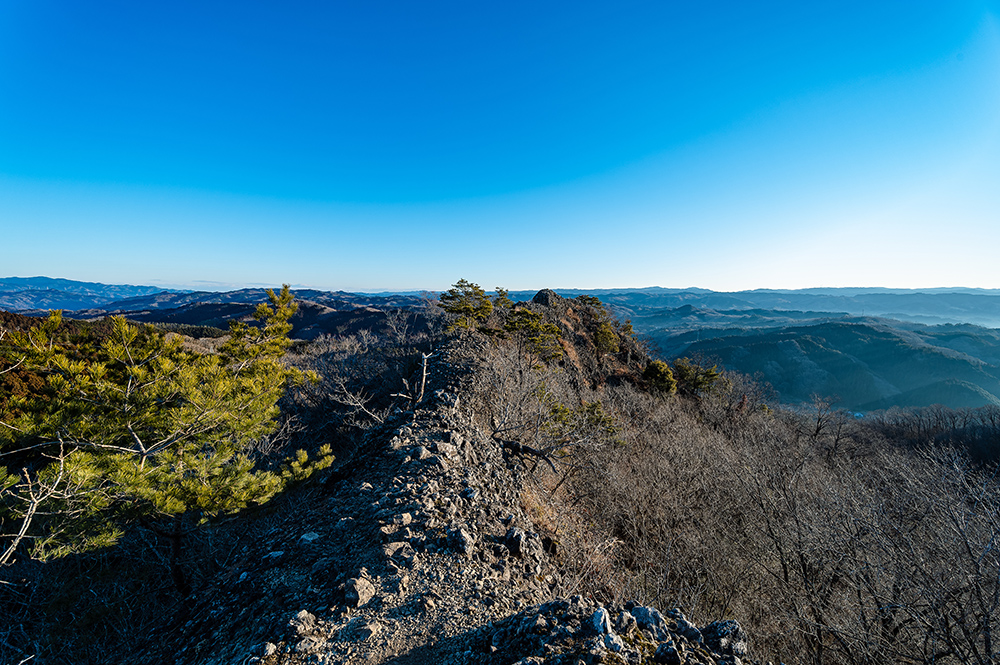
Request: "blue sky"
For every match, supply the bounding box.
[2,1,999,292]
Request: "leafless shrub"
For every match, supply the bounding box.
[468,341,548,443]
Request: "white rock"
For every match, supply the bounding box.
[290,610,316,635]
[591,608,613,635]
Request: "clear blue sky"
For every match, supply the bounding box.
[2,1,998,292]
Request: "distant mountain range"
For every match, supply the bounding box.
[0,276,182,311]
[0,277,432,342]
[0,277,427,314]
[519,288,1000,411]
[5,278,1000,327]
[5,277,1000,411]
[525,286,1000,328]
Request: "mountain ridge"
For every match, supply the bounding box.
[5,277,1000,326]
[6,276,1000,410]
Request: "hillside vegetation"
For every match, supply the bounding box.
[2,283,1000,664]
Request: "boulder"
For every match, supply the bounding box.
[702,619,749,658]
[604,632,625,653]
[505,527,544,561]
[289,610,316,635]
[615,610,638,636]
[630,605,671,641]
[590,608,613,635]
[384,541,416,566]
[448,526,477,554]
[653,640,682,664]
[345,577,376,607]
[666,609,702,643]
[298,532,321,546]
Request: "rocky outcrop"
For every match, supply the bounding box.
[532,289,565,309]
[478,597,749,665]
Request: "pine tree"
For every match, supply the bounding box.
[438,279,494,332]
[0,286,332,590]
[672,357,725,396]
[503,308,563,361]
[643,360,677,395]
[593,321,620,355]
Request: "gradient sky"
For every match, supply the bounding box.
[2,1,999,292]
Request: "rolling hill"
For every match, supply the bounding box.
[641,316,1000,411]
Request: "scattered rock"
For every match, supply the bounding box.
[309,557,334,576]
[355,620,382,641]
[298,532,321,546]
[345,577,376,608]
[448,526,476,554]
[295,636,323,653]
[289,610,316,636]
[252,642,278,658]
[391,512,413,526]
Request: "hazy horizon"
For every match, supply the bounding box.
[3,2,999,291]
[6,274,1000,297]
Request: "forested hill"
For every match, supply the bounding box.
[628,306,1000,411]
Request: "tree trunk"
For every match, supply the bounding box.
[168,514,191,597]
